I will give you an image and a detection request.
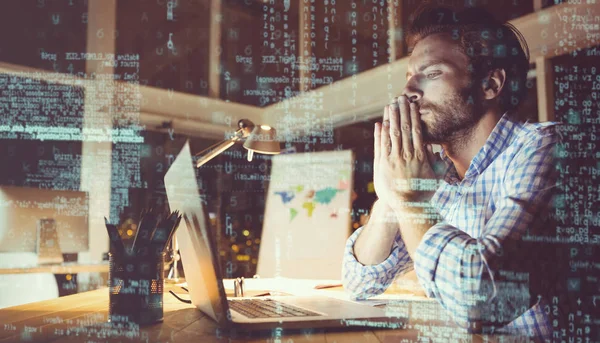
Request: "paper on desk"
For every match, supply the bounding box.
[177,278,342,296]
[176,278,431,307]
[312,287,424,306]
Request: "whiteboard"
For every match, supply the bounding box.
[257,150,354,279]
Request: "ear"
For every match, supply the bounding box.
[481,69,506,101]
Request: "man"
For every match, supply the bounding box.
[342,6,561,339]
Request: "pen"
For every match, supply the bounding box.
[132,209,158,256]
[255,291,289,297]
[150,210,180,255]
[104,217,125,256]
[164,212,182,251]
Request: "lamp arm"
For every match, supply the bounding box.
[195,130,243,168]
[193,137,234,158]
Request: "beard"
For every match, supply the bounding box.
[418,85,484,145]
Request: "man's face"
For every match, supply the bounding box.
[405,33,483,144]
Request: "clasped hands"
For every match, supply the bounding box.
[373,95,443,210]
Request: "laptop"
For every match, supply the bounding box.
[164,141,399,330]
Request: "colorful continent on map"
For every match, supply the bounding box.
[275,191,295,204]
[314,187,339,204]
[302,201,316,217]
[289,208,298,221]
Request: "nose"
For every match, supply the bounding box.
[402,77,423,104]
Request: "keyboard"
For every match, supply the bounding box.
[228,298,322,319]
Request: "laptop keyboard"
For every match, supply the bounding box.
[228,299,322,318]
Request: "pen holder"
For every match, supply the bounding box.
[108,252,165,325]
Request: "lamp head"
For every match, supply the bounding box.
[243,124,280,156]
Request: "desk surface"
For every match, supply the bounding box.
[0,283,522,343]
[0,262,110,275]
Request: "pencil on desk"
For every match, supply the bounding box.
[313,283,343,290]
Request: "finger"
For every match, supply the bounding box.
[389,98,401,156]
[399,96,413,160]
[383,99,390,125]
[410,102,425,161]
[381,106,391,156]
[374,122,381,163]
[426,144,435,167]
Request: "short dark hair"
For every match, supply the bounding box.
[406,6,530,113]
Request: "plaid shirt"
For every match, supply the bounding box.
[343,113,560,339]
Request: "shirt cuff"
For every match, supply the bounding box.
[413,223,471,298]
[342,226,412,302]
[344,226,403,273]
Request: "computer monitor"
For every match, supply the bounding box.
[0,186,89,253]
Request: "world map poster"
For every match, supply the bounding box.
[257,150,354,279]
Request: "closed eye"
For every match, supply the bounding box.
[426,71,442,79]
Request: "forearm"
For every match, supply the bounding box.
[353,200,400,265]
[393,201,439,260]
[342,213,414,299]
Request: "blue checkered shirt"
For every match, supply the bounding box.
[343,113,560,339]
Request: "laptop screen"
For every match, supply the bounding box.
[164,141,231,326]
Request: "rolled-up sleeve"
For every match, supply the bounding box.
[342,226,413,300]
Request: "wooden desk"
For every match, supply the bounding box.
[0,284,523,343]
[0,262,109,275]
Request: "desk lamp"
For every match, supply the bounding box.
[166,119,280,281]
[195,119,281,167]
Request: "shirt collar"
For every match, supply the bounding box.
[439,148,460,185]
[439,112,520,184]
